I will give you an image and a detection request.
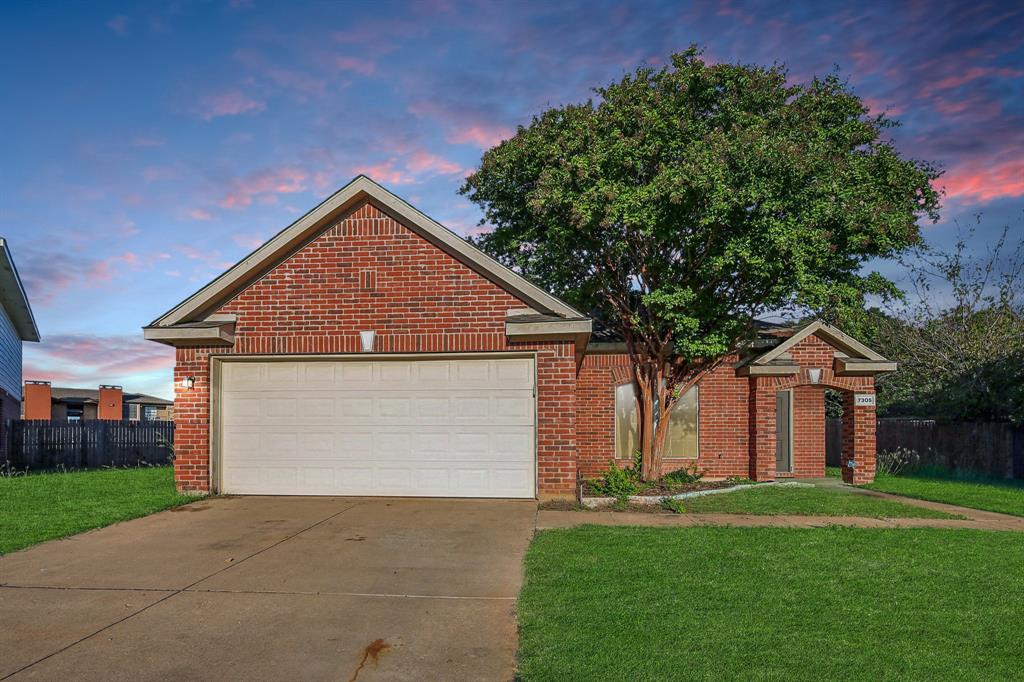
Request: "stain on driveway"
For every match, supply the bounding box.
[0,496,536,681]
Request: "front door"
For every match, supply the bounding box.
[775,390,793,473]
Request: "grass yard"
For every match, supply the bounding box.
[865,471,1024,517]
[0,466,197,554]
[681,483,958,518]
[518,526,1024,681]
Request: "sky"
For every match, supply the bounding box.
[1,0,1022,400]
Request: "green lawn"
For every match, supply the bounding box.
[518,526,1024,681]
[682,484,958,518]
[865,471,1024,517]
[0,466,197,554]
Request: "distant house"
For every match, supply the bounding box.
[0,238,41,456]
[22,384,173,422]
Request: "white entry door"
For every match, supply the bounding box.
[217,356,536,498]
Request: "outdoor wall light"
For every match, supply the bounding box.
[180,375,195,390]
[359,330,375,353]
[808,368,822,384]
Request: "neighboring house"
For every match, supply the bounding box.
[0,238,41,459]
[145,176,894,499]
[21,383,173,422]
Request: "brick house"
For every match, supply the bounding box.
[21,383,173,422]
[145,176,893,498]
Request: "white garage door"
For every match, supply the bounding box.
[218,356,536,498]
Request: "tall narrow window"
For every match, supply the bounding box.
[615,383,699,459]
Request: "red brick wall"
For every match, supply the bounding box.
[576,352,753,480]
[747,335,875,481]
[576,333,877,483]
[791,386,825,478]
[171,199,578,497]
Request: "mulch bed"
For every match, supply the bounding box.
[581,479,739,498]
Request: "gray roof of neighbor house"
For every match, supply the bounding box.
[0,238,40,342]
[46,387,173,406]
[145,176,587,341]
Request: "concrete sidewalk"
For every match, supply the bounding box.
[0,496,536,681]
[538,481,1024,532]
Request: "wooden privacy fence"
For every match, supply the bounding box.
[827,418,1024,479]
[5,420,174,471]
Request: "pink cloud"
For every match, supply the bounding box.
[447,124,514,149]
[265,68,327,97]
[198,91,266,120]
[18,248,145,306]
[88,252,139,283]
[919,66,1024,98]
[406,149,464,175]
[941,160,1024,202]
[187,207,213,221]
[862,96,905,117]
[335,56,377,76]
[353,150,468,185]
[24,334,175,395]
[408,99,513,151]
[219,166,309,208]
[717,1,755,25]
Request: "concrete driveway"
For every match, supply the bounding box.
[0,496,537,681]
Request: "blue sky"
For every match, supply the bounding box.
[1,0,1022,399]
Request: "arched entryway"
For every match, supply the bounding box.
[748,370,880,485]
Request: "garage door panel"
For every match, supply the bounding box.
[219,357,536,498]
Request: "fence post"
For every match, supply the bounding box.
[1013,426,1024,480]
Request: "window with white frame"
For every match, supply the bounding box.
[143,405,158,421]
[615,383,699,459]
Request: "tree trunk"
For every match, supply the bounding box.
[633,356,681,482]
[635,366,656,480]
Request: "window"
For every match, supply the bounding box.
[615,383,699,459]
[128,404,141,421]
[143,405,158,421]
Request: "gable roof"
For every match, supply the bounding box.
[751,320,887,364]
[0,238,40,342]
[148,175,583,329]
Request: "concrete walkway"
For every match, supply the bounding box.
[0,496,536,682]
[538,481,1024,531]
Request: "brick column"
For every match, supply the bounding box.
[841,391,877,485]
[748,378,777,481]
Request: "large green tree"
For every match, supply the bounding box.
[461,49,940,480]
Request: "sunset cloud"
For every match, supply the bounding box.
[353,149,468,185]
[219,166,309,208]
[447,123,515,149]
[24,334,175,398]
[335,56,377,76]
[941,160,1024,203]
[198,90,266,120]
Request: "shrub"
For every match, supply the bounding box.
[588,457,641,501]
[661,465,703,487]
[660,497,686,514]
[877,447,921,476]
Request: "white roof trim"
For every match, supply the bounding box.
[754,320,886,365]
[0,238,40,342]
[150,175,584,328]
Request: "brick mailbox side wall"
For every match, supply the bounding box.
[172,199,579,497]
